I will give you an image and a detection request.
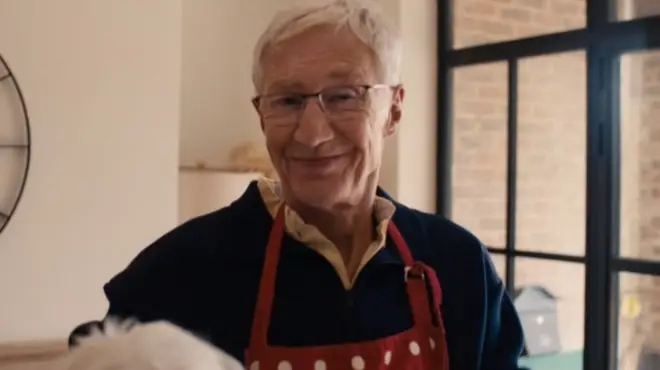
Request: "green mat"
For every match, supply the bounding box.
[518,351,582,370]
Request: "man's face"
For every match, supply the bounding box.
[255,25,404,209]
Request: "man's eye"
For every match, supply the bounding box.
[273,95,304,107]
[325,92,358,103]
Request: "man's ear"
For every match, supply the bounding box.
[384,85,405,136]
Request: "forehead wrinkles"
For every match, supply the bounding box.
[262,56,377,93]
[261,29,379,92]
[264,65,372,92]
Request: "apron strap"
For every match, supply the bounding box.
[387,222,415,265]
[388,222,444,327]
[249,207,445,348]
[249,205,286,348]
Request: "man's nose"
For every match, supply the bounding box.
[292,99,335,147]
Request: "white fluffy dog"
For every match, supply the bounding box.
[64,319,245,370]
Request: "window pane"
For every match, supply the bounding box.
[450,62,508,249]
[514,258,584,369]
[452,0,586,49]
[489,253,507,281]
[515,52,587,256]
[620,50,660,261]
[617,0,660,21]
[617,272,660,370]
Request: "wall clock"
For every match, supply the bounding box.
[0,53,31,236]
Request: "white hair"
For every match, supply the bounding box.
[251,0,402,93]
[64,319,245,370]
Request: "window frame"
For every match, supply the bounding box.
[435,1,660,369]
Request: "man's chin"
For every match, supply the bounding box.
[290,183,342,208]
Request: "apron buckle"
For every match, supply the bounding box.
[404,265,425,282]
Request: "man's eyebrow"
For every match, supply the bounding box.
[265,81,305,93]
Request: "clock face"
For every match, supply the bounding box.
[0,54,31,235]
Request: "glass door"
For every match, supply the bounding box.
[436,0,660,369]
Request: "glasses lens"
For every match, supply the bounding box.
[321,87,363,111]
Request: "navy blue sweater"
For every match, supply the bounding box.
[69,183,524,369]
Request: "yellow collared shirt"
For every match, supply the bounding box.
[257,177,395,289]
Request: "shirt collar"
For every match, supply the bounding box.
[256,177,397,288]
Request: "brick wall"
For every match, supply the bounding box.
[632,0,660,18]
[637,54,660,260]
[627,51,660,359]
[452,0,585,49]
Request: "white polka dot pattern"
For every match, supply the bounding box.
[351,355,365,370]
[384,350,392,365]
[250,336,442,369]
[277,360,292,370]
[409,340,421,356]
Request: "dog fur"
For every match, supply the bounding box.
[64,318,245,370]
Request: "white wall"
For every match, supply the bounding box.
[396,0,437,212]
[0,0,182,342]
[178,0,438,210]
[179,0,281,168]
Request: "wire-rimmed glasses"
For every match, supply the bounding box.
[252,84,392,124]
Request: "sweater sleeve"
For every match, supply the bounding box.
[102,227,190,322]
[480,250,526,370]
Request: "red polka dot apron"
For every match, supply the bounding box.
[245,206,450,370]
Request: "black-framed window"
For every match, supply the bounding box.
[436,1,660,369]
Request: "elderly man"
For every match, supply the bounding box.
[69,0,525,369]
